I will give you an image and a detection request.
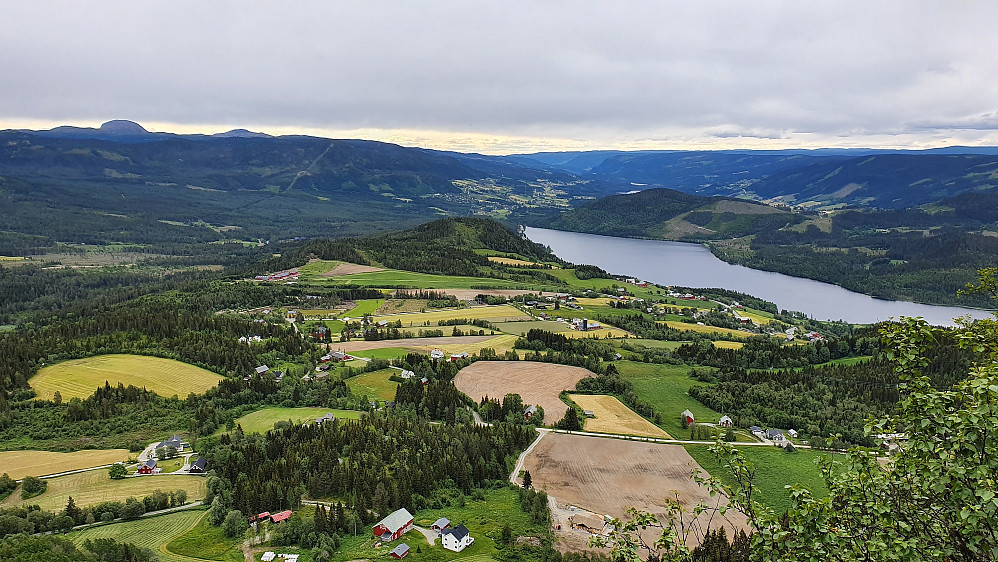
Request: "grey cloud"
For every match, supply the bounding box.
[1,1,997,148]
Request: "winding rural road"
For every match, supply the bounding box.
[509,429,549,486]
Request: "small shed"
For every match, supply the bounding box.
[431,517,451,531]
[681,409,695,424]
[390,543,410,559]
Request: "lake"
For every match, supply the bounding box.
[525,227,992,326]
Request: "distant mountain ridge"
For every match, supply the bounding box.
[26,119,273,142]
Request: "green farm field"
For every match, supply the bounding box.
[374,305,531,325]
[342,298,386,317]
[68,509,207,562]
[345,369,399,401]
[0,469,206,511]
[685,444,837,515]
[615,360,722,437]
[0,449,130,480]
[31,354,224,401]
[166,513,244,561]
[232,407,363,434]
[307,268,527,290]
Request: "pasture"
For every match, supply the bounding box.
[454,361,592,419]
[331,335,495,353]
[342,298,386,317]
[712,340,745,349]
[68,509,206,562]
[615,361,722,437]
[0,469,206,511]
[166,513,244,561]
[345,369,399,401]
[523,432,748,546]
[374,304,531,324]
[569,394,670,438]
[0,449,130,480]
[232,407,363,434]
[31,354,224,401]
[685,444,836,514]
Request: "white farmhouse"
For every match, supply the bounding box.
[441,524,474,552]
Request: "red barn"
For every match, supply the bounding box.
[681,409,695,425]
[270,510,292,524]
[136,458,157,475]
[373,508,414,542]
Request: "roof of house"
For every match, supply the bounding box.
[391,543,410,557]
[750,425,762,432]
[681,409,694,417]
[719,415,732,423]
[432,517,450,529]
[271,510,292,523]
[443,524,470,540]
[524,405,538,414]
[256,365,270,374]
[376,508,413,533]
[143,458,157,468]
[191,457,207,471]
[766,429,784,438]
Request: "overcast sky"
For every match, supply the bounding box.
[1,2,996,153]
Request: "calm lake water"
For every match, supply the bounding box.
[525,227,992,326]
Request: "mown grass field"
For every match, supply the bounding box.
[1,469,206,511]
[487,256,546,267]
[166,512,244,561]
[343,298,386,317]
[617,338,685,351]
[68,509,206,562]
[232,407,363,434]
[427,333,521,355]
[685,444,836,515]
[31,354,224,401]
[570,394,671,438]
[492,319,575,335]
[375,305,531,325]
[615,361,721,437]
[345,369,399,401]
[0,449,130,480]
[712,340,745,349]
[346,347,412,360]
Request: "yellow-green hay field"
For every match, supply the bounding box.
[374,305,531,325]
[712,340,745,349]
[412,334,521,355]
[68,509,207,562]
[232,407,363,434]
[658,321,753,338]
[31,354,224,401]
[0,449,130,480]
[0,470,206,511]
[569,394,671,439]
[345,369,399,402]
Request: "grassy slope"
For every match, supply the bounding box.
[345,369,399,402]
[31,354,223,401]
[614,361,721,437]
[68,509,206,562]
[685,444,835,515]
[232,407,363,434]
[166,513,244,561]
[308,269,527,290]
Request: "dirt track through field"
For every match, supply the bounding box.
[523,432,748,546]
[454,361,592,419]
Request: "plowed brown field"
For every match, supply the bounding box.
[524,432,748,546]
[454,361,592,419]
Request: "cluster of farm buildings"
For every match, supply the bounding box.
[254,269,299,283]
[372,508,474,558]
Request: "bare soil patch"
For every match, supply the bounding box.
[454,361,592,418]
[524,433,748,549]
[320,262,385,277]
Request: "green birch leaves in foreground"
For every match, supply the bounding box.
[594,270,998,561]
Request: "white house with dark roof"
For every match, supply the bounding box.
[765,429,785,441]
[316,412,336,425]
[441,524,473,552]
